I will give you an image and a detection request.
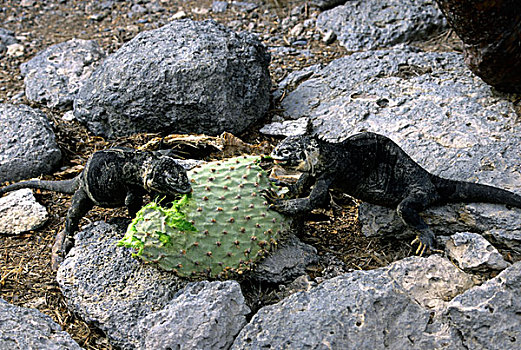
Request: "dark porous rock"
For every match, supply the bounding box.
[316,0,447,51]
[138,280,250,350]
[0,27,17,55]
[0,103,61,183]
[232,255,470,349]
[74,19,271,138]
[443,262,521,349]
[277,46,521,252]
[57,220,187,349]
[252,234,319,284]
[0,298,81,349]
[21,38,105,109]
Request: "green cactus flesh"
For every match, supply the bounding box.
[118,156,290,279]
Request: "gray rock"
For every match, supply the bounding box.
[57,220,186,349]
[387,255,475,311]
[74,19,271,138]
[443,262,521,349]
[0,298,81,349]
[138,280,250,350]
[21,38,105,109]
[231,1,258,12]
[279,46,521,250]
[212,1,228,13]
[0,104,61,183]
[259,118,310,137]
[310,0,347,10]
[0,28,17,55]
[0,188,48,234]
[232,255,467,349]
[446,232,510,272]
[316,0,447,51]
[252,234,319,284]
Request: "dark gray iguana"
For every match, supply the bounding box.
[264,132,521,254]
[0,147,192,269]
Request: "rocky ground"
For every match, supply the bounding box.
[4,0,511,349]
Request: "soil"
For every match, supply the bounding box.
[0,1,463,349]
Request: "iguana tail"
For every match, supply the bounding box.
[0,177,80,196]
[432,176,521,208]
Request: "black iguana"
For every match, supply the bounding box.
[264,131,521,254]
[0,147,192,269]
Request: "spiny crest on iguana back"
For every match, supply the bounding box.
[118,156,291,279]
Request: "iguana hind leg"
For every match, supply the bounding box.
[51,188,94,270]
[396,190,439,255]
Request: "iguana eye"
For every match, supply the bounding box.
[281,149,291,158]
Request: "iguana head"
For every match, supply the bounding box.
[271,135,320,174]
[145,157,192,194]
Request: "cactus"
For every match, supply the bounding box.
[118,156,290,279]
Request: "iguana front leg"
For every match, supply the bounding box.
[287,172,315,198]
[266,177,332,215]
[396,190,439,255]
[51,188,94,270]
[125,189,144,217]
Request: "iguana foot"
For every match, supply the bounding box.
[261,188,285,209]
[411,237,429,256]
[411,230,442,256]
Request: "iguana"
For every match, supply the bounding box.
[264,131,521,254]
[0,147,192,269]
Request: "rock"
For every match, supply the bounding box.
[252,234,319,284]
[443,262,521,349]
[387,255,475,310]
[57,220,186,349]
[310,0,347,10]
[259,118,309,137]
[446,232,510,272]
[0,298,81,349]
[0,189,48,234]
[74,19,271,138]
[6,43,24,57]
[316,0,447,51]
[279,46,521,250]
[232,255,468,349]
[212,1,228,13]
[138,280,250,350]
[0,28,17,55]
[0,104,61,183]
[231,1,258,12]
[21,39,105,109]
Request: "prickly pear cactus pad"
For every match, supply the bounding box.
[118,156,290,279]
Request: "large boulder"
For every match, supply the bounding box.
[232,255,472,349]
[268,46,521,251]
[137,280,250,350]
[21,38,105,109]
[443,262,521,349]
[316,0,447,51]
[57,220,253,350]
[0,103,61,183]
[57,220,186,349]
[74,19,271,138]
[0,298,81,349]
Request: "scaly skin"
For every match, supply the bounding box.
[265,132,521,253]
[0,147,191,270]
